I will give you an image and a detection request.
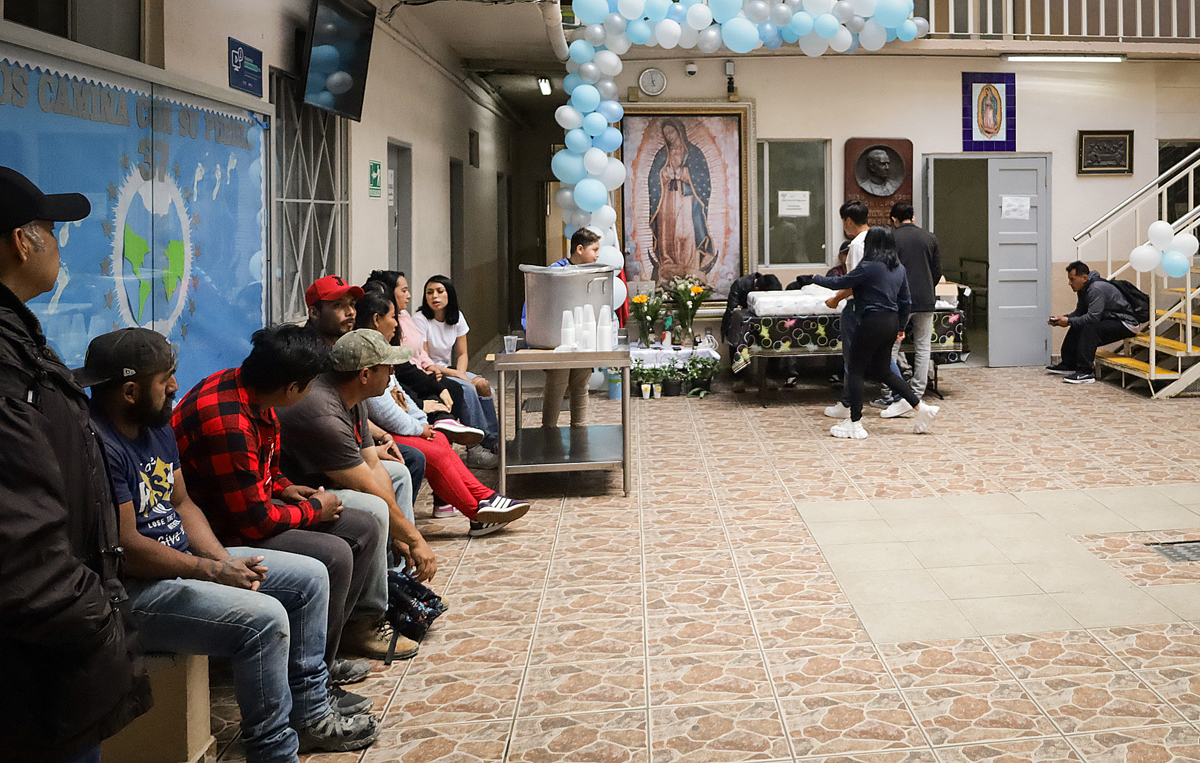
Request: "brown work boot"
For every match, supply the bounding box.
[341,617,418,660]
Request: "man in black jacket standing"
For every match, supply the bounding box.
[880,202,942,418]
[0,167,151,762]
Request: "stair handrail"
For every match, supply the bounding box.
[1074,146,1200,242]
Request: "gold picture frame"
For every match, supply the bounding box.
[617,103,750,302]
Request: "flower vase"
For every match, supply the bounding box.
[680,332,694,348]
[652,383,662,399]
[640,383,651,399]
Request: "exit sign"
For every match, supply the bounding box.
[368,160,382,198]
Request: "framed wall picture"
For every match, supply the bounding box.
[962,72,1016,152]
[618,105,749,301]
[1078,130,1134,175]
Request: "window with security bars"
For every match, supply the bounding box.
[269,70,350,324]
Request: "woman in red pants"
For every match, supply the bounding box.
[355,292,531,538]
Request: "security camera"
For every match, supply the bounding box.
[684,62,698,76]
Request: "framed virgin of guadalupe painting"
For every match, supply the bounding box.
[962,72,1016,153]
[618,105,749,301]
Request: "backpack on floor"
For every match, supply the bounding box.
[383,569,447,664]
[1108,279,1150,323]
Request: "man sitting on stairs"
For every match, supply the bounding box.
[1047,261,1140,385]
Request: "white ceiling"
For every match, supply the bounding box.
[404,2,559,66]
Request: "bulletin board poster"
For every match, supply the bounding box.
[0,43,268,395]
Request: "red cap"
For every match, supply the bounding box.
[305,275,364,307]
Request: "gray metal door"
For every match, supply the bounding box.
[988,155,1051,367]
[388,142,412,277]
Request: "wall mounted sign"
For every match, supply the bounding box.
[228,37,263,97]
[962,72,1015,152]
[778,191,810,217]
[368,159,382,197]
[1078,130,1134,175]
[843,137,914,227]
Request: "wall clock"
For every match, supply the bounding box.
[638,68,667,97]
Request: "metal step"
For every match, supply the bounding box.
[1162,287,1200,297]
[1131,334,1200,357]
[1095,349,1180,380]
[1156,309,1200,324]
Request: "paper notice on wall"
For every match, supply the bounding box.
[778,190,810,217]
[1001,196,1031,220]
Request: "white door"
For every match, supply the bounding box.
[988,156,1051,367]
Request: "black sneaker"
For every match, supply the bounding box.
[1063,371,1095,384]
[329,658,370,686]
[329,684,374,716]
[297,709,379,753]
[1046,362,1074,375]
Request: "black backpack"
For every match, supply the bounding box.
[383,569,447,664]
[1108,279,1150,324]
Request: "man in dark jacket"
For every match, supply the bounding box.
[1048,261,1140,384]
[0,167,151,762]
[880,202,942,417]
[722,272,782,388]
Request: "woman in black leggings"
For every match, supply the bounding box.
[801,226,939,440]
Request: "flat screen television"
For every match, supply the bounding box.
[300,0,377,122]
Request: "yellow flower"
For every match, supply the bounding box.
[632,294,649,304]
[690,285,704,295]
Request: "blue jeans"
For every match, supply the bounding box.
[447,373,498,450]
[397,442,426,500]
[125,548,331,763]
[331,459,413,620]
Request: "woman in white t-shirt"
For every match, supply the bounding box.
[413,275,499,455]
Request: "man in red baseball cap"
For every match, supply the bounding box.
[305,275,364,347]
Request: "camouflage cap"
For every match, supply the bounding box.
[332,329,414,371]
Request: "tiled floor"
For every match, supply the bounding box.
[209,367,1200,763]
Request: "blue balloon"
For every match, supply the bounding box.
[626,18,653,43]
[787,10,814,35]
[846,32,859,51]
[309,45,340,74]
[758,21,779,40]
[566,128,593,153]
[563,72,583,94]
[564,224,579,238]
[583,112,609,136]
[896,18,918,39]
[764,32,784,48]
[667,1,688,22]
[874,0,908,27]
[574,178,608,212]
[1163,250,1190,278]
[568,39,596,63]
[593,126,624,152]
[569,84,601,113]
[312,91,335,109]
[596,99,625,122]
[814,13,840,37]
[680,0,699,7]
[644,0,670,22]
[721,17,759,53]
[710,0,743,24]
[780,26,801,42]
[886,25,898,40]
[552,150,588,184]
[575,0,610,24]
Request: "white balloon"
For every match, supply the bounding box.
[607,33,633,53]
[858,17,886,48]
[326,71,353,95]
[597,244,623,269]
[618,0,645,19]
[560,206,574,224]
[584,147,609,176]
[829,24,853,49]
[697,25,723,52]
[554,185,577,209]
[601,158,627,191]
[832,0,855,21]
[578,61,602,84]
[846,14,865,32]
[612,277,628,308]
[593,205,618,229]
[601,227,618,247]
[555,105,584,129]
[1170,231,1200,257]
[686,2,713,28]
[595,49,623,76]
[565,58,581,73]
[604,12,628,34]
[770,1,794,24]
[798,30,829,55]
[571,209,592,228]
[848,0,876,15]
[913,16,930,35]
[584,23,608,45]
[802,0,835,16]
[1148,220,1176,251]
[1129,244,1161,273]
[746,0,771,22]
[656,18,682,47]
[678,23,699,46]
[596,79,619,101]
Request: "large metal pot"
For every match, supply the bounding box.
[521,263,617,349]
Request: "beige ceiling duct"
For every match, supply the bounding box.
[538,0,570,62]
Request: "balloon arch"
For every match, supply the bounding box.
[551,0,931,298]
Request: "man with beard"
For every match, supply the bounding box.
[84,328,380,760]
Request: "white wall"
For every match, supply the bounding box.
[160,0,515,344]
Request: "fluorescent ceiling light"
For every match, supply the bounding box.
[538,77,552,95]
[1004,54,1125,62]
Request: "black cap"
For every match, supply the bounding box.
[74,328,176,388]
[0,166,91,235]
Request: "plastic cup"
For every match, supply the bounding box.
[504,335,519,354]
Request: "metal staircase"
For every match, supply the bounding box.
[1073,148,1200,398]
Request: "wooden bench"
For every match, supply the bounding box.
[104,654,214,763]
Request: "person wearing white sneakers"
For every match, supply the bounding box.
[823,201,870,420]
[798,227,939,440]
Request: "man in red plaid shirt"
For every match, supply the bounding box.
[172,325,392,695]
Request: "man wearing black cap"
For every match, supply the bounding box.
[0,167,151,762]
[83,328,380,759]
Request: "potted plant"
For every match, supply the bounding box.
[662,360,685,397]
[686,354,720,394]
[631,360,652,399]
[665,276,713,347]
[646,365,665,398]
[629,291,664,347]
